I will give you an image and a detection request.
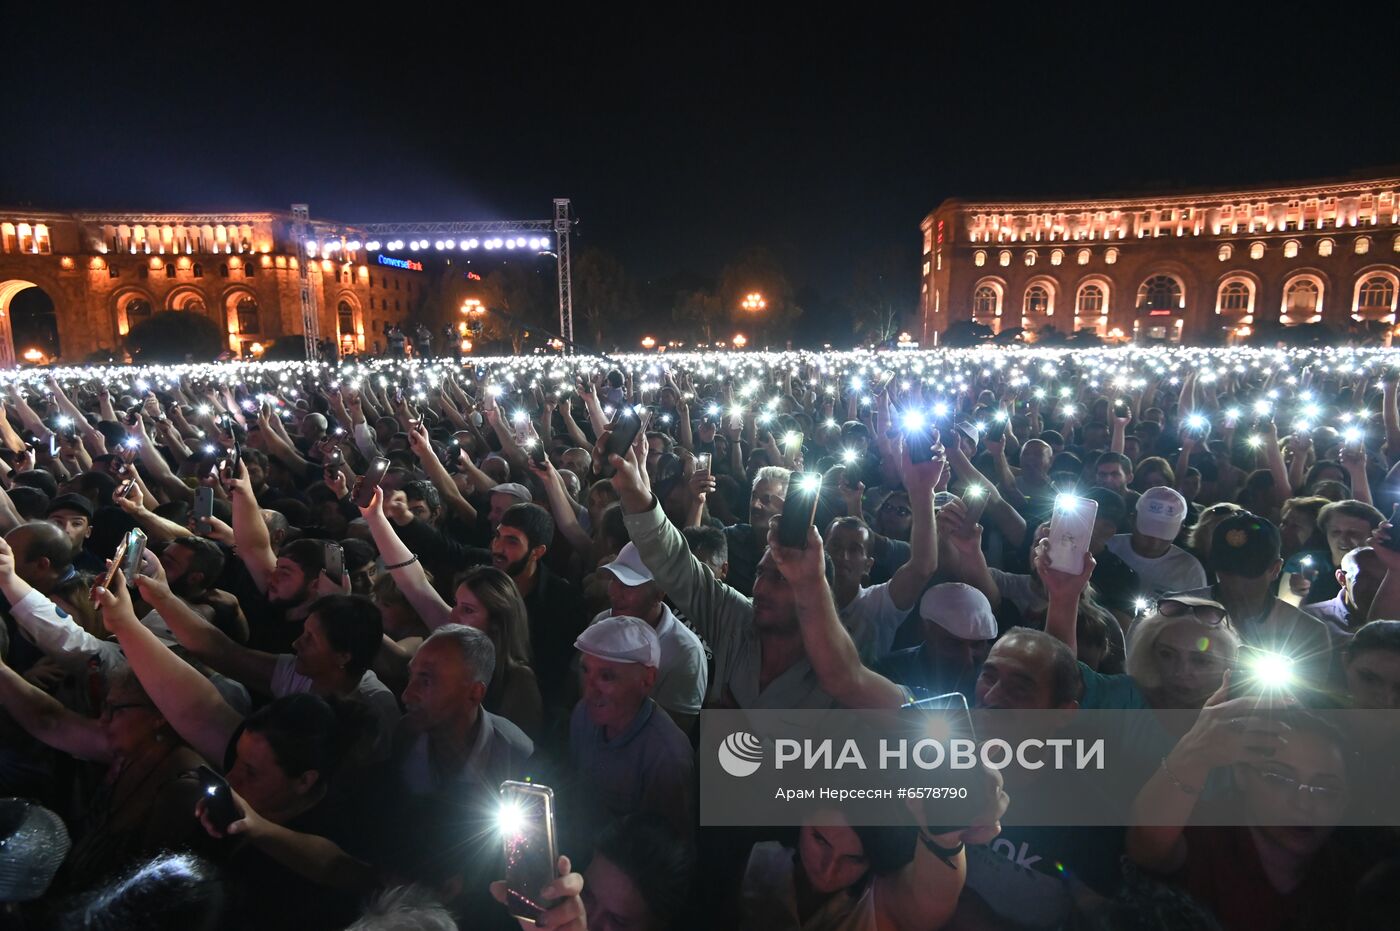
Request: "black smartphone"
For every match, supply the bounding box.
[985,418,1007,442]
[600,409,643,478]
[323,542,345,586]
[227,438,242,478]
[528,440,548,466]
[499,781,559,923]
[902,693,985,832]
[196,765,241,834]
[906,425,936,464]
[778,472,821,548]
[1113,398,1131,418]
[353,457,391,508]
[195,486,215,534]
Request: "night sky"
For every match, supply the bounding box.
[4,6,1397,322]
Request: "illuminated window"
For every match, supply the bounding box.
[1218,244,1233,261]
[1050,249,1064,266]
[1105,248,1119,265]
[1283,277,1321,318]
[237,297,261,334]
[973,285,1001,317]
[1356,236,1371,255]
[1393,234,1400,253]
[1077,283,1105,315]
[1024,284,1050,316]
[923,261,931,277]
[1283,240,1300,259]
[1357,275,1396,312]
[32,224,51,254]
[0,222,15,253]
[998,250,1011,267]
[1024,250,1037,267]
[974,250,986,267]
[1217,279,1253,313]
[1249,242,1265,260]
[1318,238,1335,257]
[1077,248,1091,265]
[1139,275,1183,312]
[338,300,356,336]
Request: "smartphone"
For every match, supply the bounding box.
[1384,504,1400,553]
[47,435,58,457]
[116,478,137,501]
[323,542,345,587]
[600,409,643,478]
[778,472,821,549]
[94,536,131,598]
[1113,398,1131,418]
[121,529,147,580]
[499,780,559,923]
[902,693,984,831]
[227,439,242,478]
[353,457,391,508]
[694,452,712,475]
[195,486,215,534]
[196,765,242,834]
[985,418,1007,442]
[1047,495,1098,574]
[906,424,936,464]
[528,440,548,466]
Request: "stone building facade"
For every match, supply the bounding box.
[919,175,1400,344]
[0,210,426,364]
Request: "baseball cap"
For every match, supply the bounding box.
[919,582,997,641]
[954,421,981,447]
[490,482,533,503]
[601,543,654,588]
[575,615,661,667]
[1083,487,1126,527]
[1210,512,1282,578]
[47,493,94,521]
[1135,487,1187,541]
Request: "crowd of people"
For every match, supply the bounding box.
[0,345,1396,929]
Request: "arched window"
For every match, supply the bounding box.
[973,285,1001,317]
[1357,275,1396,313]
[1138,275,1183,312]
[192,263,203,278]
[1024,250,1037,267]
[1050,249,1064,266]
[1077,248,1091,265]
[1218,244,1233,261]
[1356,237,1371,255]
[998,250,1012,267]
[1217,279,1253,314]
[1249,242,1265,260]
[185,297,207,314]
[237,297,261,334]
[1024,285,1050,316]
[1077,283,1105,315]
[974,250,986,267]
[338,300,356,336]
[1318,238,1335,257]
[1283,277,1321,319]
[1105,248,1119,265]
[1283,240,1300,259]
[125,298,152,327]
[219,264,229,278]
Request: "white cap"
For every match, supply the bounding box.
[575,615,660,667]
[601,543,654,588]
[1135,486,1187,541]
[919,583,997,641]
[491,482,533,503]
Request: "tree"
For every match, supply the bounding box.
[477,262,555,354]
[940,320,995,347]
[574,248,635,349]
[125,311,224,363]
[717,247,802,347]
[850,247,915,346]
[672,288,726,344]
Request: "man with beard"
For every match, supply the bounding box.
[156,536,248,642]
[874,583,997,701]
[492,502,584,711]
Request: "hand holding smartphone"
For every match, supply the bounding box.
[196,765,242,835]
[499,781,559,923]
[777,472,821,549]
[1047,495,1097,574]
[353,457,391,508]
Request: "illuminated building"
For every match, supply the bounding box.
[920,174,1400,344]
[0,209,427,363]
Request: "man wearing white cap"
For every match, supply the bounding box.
[570,616,694,838]
[875,583,998,699]
[592,543,707,731]
[1104,486,1206,596]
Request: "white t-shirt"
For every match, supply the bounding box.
[1105,535,1207,596]
[271,654,401,757]
[591,606,708,717]
[837,582,912,663]
[988,569,1046,618]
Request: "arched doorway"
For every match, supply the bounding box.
[0,280,60,366]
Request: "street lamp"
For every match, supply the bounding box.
[641,335,656,350]
[733,333,748,348]
[741,292,767,313]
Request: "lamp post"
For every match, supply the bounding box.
[741,292,766,313]
[641,335,656,350]
[733,333,748,349]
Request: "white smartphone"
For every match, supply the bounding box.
[1048,495,1097,574]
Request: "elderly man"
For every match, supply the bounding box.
[874,583,997,700]
[592,543,707,729]
[1105,486,1206,596]
[569,616,693,839]
[721,465,791,597]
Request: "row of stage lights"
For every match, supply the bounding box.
[305,236,551,256]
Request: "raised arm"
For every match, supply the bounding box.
[95,572,244,766]
[0,651,111,762]
[527,458,593,552]
[888,441,941,611]
[406,425,478,524]
[1033,537,1096,658]
[136,573,279,694]
[228,459,277,593]
[358,487,453,630]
